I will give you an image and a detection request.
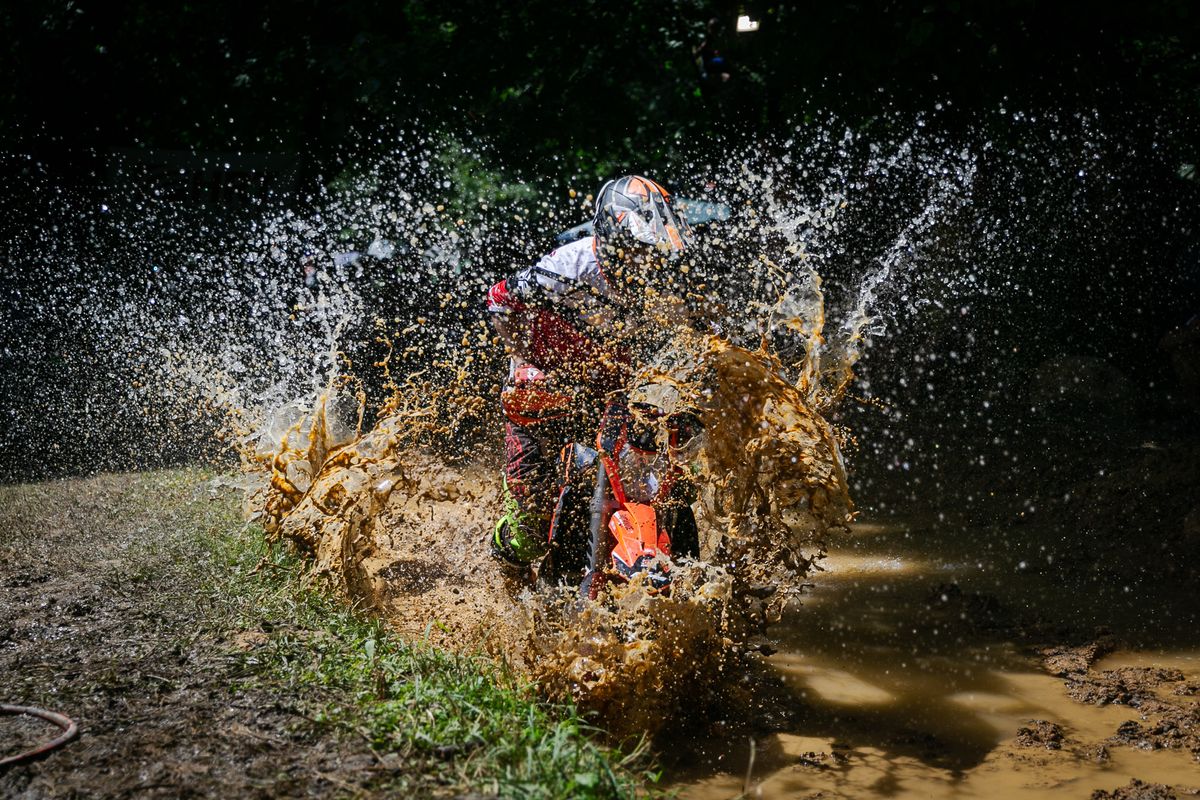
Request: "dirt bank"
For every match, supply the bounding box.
[2,469,649,799]
[0,471,397,798]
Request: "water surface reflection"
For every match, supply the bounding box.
[672,516,1200,798]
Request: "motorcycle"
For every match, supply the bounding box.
[536,398,703,599]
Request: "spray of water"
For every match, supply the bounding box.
[11,109,1183,732]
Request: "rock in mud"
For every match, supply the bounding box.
[794,751,837,769]
[1041,638,1117,677]
[1091,777,1195,800]
[1015,719,1065,750]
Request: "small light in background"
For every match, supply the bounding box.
[736,15,760,33]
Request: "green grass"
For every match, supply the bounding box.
[188,474,655,799]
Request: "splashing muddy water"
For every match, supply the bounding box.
[187,138,897,731]
[246,323,854,734]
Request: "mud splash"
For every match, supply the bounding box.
[246,367,492,605]
[524,565,736,740]
[219,158,892,734]
[686,336,852,627]
[241,298,854,736]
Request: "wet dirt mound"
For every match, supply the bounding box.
[1044,652,1200,767]
[1042,639,1119,677]
[1068,667,1188,709]
[1015,719,1066,750]
[1092,778,1198,800]
[1111,709,1200,761]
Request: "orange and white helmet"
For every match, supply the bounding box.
[593,175,691,258]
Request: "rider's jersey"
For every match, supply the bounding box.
[487,236,626,392]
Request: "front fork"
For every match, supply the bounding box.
[580,396,632,600]
[581,455,615,600]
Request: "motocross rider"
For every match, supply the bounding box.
[486,175,692,570]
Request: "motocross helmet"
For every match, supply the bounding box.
[593,175,691,264]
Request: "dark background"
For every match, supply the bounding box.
[2,0,1198,501]
[4,1,1198,178]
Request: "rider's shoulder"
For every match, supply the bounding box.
[539,235,600,279]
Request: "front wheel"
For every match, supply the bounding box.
[538,483,591,587]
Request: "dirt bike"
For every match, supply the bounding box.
[536,399,702,599]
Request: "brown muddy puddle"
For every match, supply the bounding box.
[670,516,1200,798]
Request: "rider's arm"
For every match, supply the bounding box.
[487,276,535,362]
[487,242,612,370]
[486,248,580,353]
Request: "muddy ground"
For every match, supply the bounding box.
[3,419,1199,798]
[0,471,399,799]
[665,415,1200,798]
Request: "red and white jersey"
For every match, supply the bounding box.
[487,236,612,322]
[487,236,626,391]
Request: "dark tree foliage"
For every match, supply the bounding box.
[4,0,1198,173]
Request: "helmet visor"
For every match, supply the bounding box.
[611,183,691,253]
